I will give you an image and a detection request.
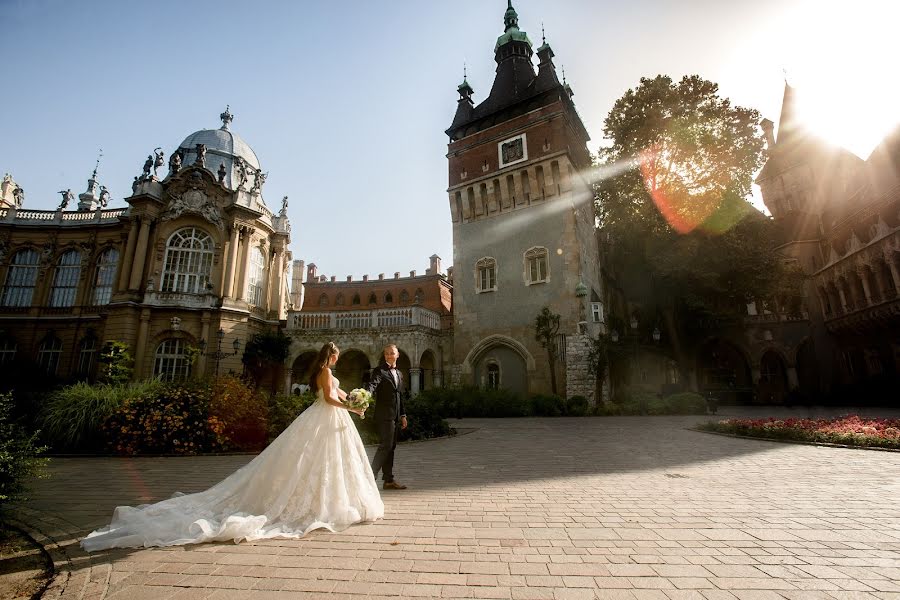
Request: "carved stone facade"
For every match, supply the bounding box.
[0,113,293,383]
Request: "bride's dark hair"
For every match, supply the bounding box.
[309,341,339,393]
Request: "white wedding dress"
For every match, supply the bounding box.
[81,378,383,551]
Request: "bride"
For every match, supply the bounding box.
[81,342,384,551]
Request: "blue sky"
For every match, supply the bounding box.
[1,0,896,279]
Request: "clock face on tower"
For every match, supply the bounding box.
[498,134,527,167]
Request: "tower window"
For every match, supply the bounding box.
[476,257,497,293]
[524,247,549,285]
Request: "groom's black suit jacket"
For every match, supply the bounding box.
[367,362,405,423]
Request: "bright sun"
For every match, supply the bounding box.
[774,0,900,158]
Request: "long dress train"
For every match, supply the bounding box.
[81,378,383,551]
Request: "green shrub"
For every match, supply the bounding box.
[40,380,163,452]
[566,395,590,416]
[267,391,317,441]
[209,375,268,451]
[97,341,134,384]
[398,396,453,441]
[0,392,48,509]
[480,388,528,417]
[416,386,529,418]
[530,394,565,416]
[664,392,707,414]
[103,379,225,455]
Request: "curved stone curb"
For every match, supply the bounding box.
[689,426,900,452]
[10,507,110,599]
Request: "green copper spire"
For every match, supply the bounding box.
[495,0,531,51]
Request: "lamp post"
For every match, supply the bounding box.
[199,328,241,376]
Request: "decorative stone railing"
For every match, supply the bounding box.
[289,306,441,331]
[143,291,218,308]
[2,206,127,225]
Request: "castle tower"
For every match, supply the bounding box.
[445,2,600,397]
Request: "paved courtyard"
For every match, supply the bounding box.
[12,408,900,600]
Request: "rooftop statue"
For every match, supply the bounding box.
[99,185,110,207]
[217,162,227,184]
[153,148,165,176]
[194,143,207,167]
[57,188,74,209]
[169,150,182,176]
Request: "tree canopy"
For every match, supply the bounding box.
[594,75,801,383]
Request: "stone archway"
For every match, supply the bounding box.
[291,350,318,393]
[758,350,789,404]
[333,349,371,392]
[419,349,436,391]
[696,339,752,404]
[471,343,528,396]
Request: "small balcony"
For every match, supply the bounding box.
[288,306,441,331]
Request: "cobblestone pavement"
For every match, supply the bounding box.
[12,408,900,600]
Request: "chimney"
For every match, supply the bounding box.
[307,263,318,281]
[410,270,416,277]
[346,275,352,282]
[378,273,384,280]
[760,118,776,150]
[363,274,369,282]
[319,275,326,282]
[394,272,400,279]
[446,266,453,283]
[429,254,441,276]
[330,276,336,283]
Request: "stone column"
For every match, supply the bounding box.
[888,259,900,293]
[128,217,152,291]
[857,268,873,305]
[133,308,151,381]
[258,245,270,309]
[236,229,254,302]
[223,225,240,299]
[118,219,139,292]
[409,368,421,397]
[837,286,849,312]
[271,246,285,318]
[786,366,799,390]
[197,311,211,377]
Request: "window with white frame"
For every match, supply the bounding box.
[498,133,527,168]
[476,257,497,293]
[92,248,119,305]
[524,247,548,284]
[247,246,266,306]
[590,302,604,323]
[0,338,17,365]
[50,250,82,307]
[77,337,97,376]
[161,228,213,294]
[37,336,62,375]
[153,338,191,381]
[1,249,40,307]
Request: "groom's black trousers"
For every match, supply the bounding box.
[371,418,399,483]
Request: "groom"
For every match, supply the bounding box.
[367,343,408,490]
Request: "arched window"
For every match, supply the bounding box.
[368,292,377,305]
[524,247,548,284]
[318,293,328,306]
[352,293,361,305]
[384,292,393,304]
[153,338,191,381]
[0,337,17,365]
[335,293,345,306]
[414,288,424,303]
[476,257,497,292]
[77,336,97,376]
[1,248,39,307]
[38,335,62,375]
[399,289,410,303]
[50,250,82,307]
[92,248,119,305]
[486,363,500,389]
[161,227,213,294]
[246,247,266,306]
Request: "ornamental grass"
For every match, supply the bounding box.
[698,415,900,449]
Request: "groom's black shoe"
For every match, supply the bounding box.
[383,481,407,490]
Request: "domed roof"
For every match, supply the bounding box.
[174,108,262,193]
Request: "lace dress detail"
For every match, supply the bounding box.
[81,377,383,551]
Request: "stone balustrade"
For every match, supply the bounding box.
[289,306,441,331]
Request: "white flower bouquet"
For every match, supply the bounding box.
[345,388,373,418]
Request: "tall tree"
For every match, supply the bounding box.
[595,75,800,387]
[534,307,561,395]
[242,331,292,394]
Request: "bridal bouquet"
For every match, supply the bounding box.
[345,388,373,419]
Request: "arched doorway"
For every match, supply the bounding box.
[333,349,371,392]
[473,344,527,395]
[758,350,788,404]
[697,339,752,404]
[420,349,436,391]
[291,351,318,393]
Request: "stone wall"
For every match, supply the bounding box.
[564,333,595,403]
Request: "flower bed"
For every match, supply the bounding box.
[698,415,900,449]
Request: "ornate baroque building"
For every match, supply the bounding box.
[0,109,293,382]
